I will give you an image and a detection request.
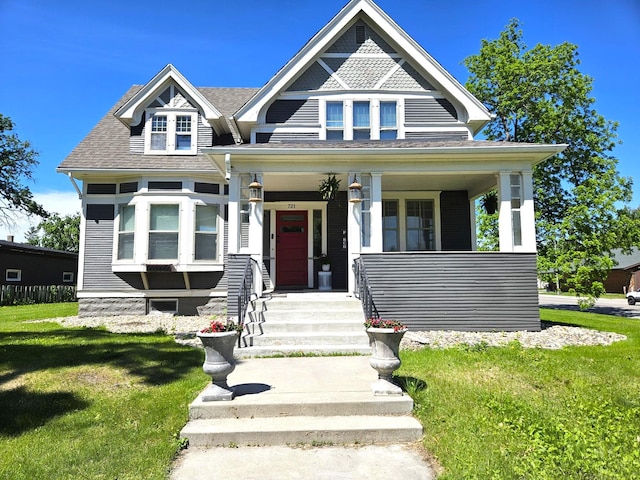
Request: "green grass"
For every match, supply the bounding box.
[0,303,207,480]
[538,290,627,300]
[399,309,640,479]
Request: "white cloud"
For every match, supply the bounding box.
[1,190,81,242]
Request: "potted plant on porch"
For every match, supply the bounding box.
[364,318,408,396]
[319,254,331,271]
[196,318,242,401]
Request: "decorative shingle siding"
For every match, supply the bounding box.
[360,252,540,331]
[286,62,342,92]
[405,98,458,124]
[440,191,472,251]
[256,132,320,143]
[265,99,319,124]
[323,57,401,89]
[380,63,435,91]
[325,20,397,55]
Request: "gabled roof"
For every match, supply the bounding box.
[114,64,228,132]
[57,86,257,175]
[234,0,492,135]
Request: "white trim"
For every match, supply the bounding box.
[62,272,74,283]
[381,191,442,251]
[5,269,21,282]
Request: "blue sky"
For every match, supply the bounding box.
[1,0,639,240]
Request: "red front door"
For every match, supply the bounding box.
[276,211,308,287]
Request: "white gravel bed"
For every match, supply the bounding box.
[46,315,627,350]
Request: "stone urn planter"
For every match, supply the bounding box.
[365,319,407,396]
[197,320,241,401]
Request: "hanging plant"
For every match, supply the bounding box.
[319,174,341,201]
[481,190,498,215]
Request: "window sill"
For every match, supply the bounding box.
[112,263,224,273]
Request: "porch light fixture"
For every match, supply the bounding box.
[248,174,263,202]
[348,175,363,203]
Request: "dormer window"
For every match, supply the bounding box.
[145,110,197,154]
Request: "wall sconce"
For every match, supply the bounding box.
[248,174,263,202]
[348,175,362,203]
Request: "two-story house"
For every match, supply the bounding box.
[58,0,565,329]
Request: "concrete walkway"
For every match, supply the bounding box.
[170,356,435,480]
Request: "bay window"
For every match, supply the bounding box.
[149,204,179,259]
[117,204,135,260]
[195,205,219,260]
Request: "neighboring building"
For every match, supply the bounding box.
[57,0,565,329]
[0,238,78,286]
[604,249,640,293]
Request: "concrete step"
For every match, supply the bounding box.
[244,318,366,334]
[188,391,414,419]
[244,331,369,347]
[253,309,365,322]
[180,415,423,447]
[235,344,371,358]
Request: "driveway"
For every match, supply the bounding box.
[539,294,640,319]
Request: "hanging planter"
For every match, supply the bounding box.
[481,191,498,215]
[318,174,341,201]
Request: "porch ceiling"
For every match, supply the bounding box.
[263,172,496,197]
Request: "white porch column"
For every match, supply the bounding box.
[520,170,537,252]
[347,187,361,294]
[248,174,264,297]
[369,173,383,252]
[498,171,513,252]
[227,173,241,254]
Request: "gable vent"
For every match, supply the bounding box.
[355,25,366,44]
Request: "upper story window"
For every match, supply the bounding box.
[326,102,344,140]
[380,101,397,140]
[324,100,397,140]
[353,102,370,140]
[145,110,197,155]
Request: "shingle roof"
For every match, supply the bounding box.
[612,248,640,270]
[58,86,258,172]
[0,240,78,257]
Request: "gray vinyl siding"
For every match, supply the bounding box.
[265,99,319,124]
[83,204,135,291]
[226,254,252,320]
[197,114,213,149]
[405,131,469,141]
[256,132,320,143]
[440,191,472,251]
[405,98,458,124]
[360,252,540,331]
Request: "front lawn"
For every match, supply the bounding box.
[0,303,206,480]
[400,309,640,479]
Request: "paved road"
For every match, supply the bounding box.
[539,294,640,318]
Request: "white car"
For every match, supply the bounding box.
[627,290,640,305]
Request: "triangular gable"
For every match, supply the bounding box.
[234,0,492,134]
[114,64,225,130]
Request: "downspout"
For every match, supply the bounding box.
[67,173,82,199]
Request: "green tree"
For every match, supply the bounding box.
[0,114,48,225]
[26,213,80,253]
[465,19,640,308]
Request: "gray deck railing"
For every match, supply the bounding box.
[353,257,380,320]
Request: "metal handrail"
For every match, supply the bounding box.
[353,257,380,320]
[237,257,258,347]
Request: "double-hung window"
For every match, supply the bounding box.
[149,205,179,260]
[406,200,435,251]
[117,204,135,260]
[353,101,370,140]
[380,102,397,140]
[146,111,197,154]
[194,205,218,260]
[326,102,344,140]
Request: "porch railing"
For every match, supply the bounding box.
[237,257,258,347]
[353,257,380,320]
